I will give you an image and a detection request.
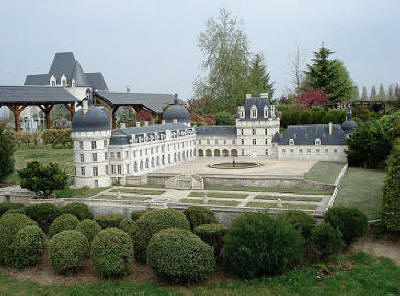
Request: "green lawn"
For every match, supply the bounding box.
[255,195,323,202]
[188,191,205,197]
[335,167,386,219]
[110,188,165,195]
[1,253,398,295]
[205,185,332,195]
[189,191,248,199]
[179,198,204,204]
[304,161,345,184]
[246,201,318,210]
[125,184,165,188]
[55,187,109,199]
[95,195,151,201]
[179,198,240,207]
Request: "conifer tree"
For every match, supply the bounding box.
[361,86,368,101]
[247,53,274,100]
[370,86,377,101]
[0,124,15,182]
[378,83,386,101]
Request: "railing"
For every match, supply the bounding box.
[326,163,348,210]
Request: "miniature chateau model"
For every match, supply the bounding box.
[72,93,357,188]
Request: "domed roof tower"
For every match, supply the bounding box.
[341,105,358,135]
[163,94,190,124]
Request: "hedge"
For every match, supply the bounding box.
[61,202,94,221]
[96,214,125,229]
[224,213,303,279]
[281,210,316,239]
[310,222,345,261]
[132,209,190,263]
[194,224,227,261]
[183,206,217,230]
[119,218,137,238]
[280,109,346,128]
[91,228,133,277]
[49,214,79,237]
[0,203,25,217]
[42,129,71,147]
[12,225,47,268]
[131,210,148,221]
[76,219,102,242]
[49,230,89,274]
[25,203,60,233]
[147,228,215,283]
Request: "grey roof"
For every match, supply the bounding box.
[237,97,279,121]
[94,91,176,114]
[196,126,237,136]
[24,52,108,90]
[72,107,110,132]
[0,86,78,104]
[272,124,347,145]
[341,120,358,133]
[163,103,190,123]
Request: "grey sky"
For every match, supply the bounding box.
[0,0,399,101]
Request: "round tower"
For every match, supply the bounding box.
[71,98,111,188]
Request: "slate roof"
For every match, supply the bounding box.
[0,86,78,104]
[272,124,347,145]
[237,97,279,121]
[72,107,110,132]
[24,52,108,90]
[94,91,176,114]
[196,126,237,136]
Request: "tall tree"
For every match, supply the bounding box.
[288,42,305,96]
[378,83,386,101]
[247,53,274,100]
[0,123,15,182]
[361,86,368,101]
[370,85,377,101]
[194,8,250,114]
[387,84,394,100]
[304,44,355,104]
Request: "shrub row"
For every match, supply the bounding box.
[280,109,346,128]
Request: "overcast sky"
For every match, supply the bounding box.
[0,0,399,101]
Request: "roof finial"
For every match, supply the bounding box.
[174,93,179,105]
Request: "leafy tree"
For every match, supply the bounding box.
[361,86,368,101]
[215,111,235,126]
[370,85,377,101]
[247,53,274,99]
[304,44,355,104]
[298,88,329,106]
[0,123,15,182]
[378,83,386,101]
[18,161,67,198]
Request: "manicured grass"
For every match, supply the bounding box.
[246,201,318,210]
[304,161,345,184]
[179,198,239,207]
[125,184,165,188]
[207,192,248,199]
[335,167,386,219]
[95,195,151,201]
[255,195,323,202]
[179,198,204,204]
[204,185,332,195]
[189,191,205,197]
[54,187,109,198]
[110,188,164,195]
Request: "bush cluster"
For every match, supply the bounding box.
[131,210,147,221]
[61,202,94,220]
[310,223,344,260]
[133,209,190,262]
[76,219,101,242]
[224,213,303,279]
[91,228,133,278]
[49,214,79,237]
[49,230,89,274]
[194,224,227,261]
[0,203,25,217]
[119,218,137,238]
[25,203,60,233]
[282,210,316,239]
[147,228,215,283]
[184,206,217,230]
[96,214,125,229]
[4,208,27,215]
[42,129,71,147]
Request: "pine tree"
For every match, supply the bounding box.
[361,86,368,101]
[0,124,15,182]
[353,85,360,101]
[370,85,377,101]
[378,83,386,101]
[387,84,394,100]
[247,53,274,100]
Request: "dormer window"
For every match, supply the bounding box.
[271,105,276,118]
[238,106,245,119]
[72,79,76,87]
[315,138,321,145]
[50,75,56,86]
[264,106,269,118]
[250,105,257,119]
[289,139,294,146]
[61,74,67,86]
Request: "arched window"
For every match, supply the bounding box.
[61,74,67,86]
[50,75,56,86]
[315,138,321,145]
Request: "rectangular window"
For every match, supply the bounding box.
[125,151,129,158]
[207,139,210,145]
[111,165,116,174]
[80,154,84,163]
[253,139,256,145]
[105,152,108,160]
[241,139,244,145]
[299,149,303,154]
[81,167,85,176]
[92,153,97,162]
[110,152,114,158]
[117,165,122,174]
[265,129,268,135]
[290,149,294,153]
[241,129,244,135]
[117,152,121,159]
[140,150,142,157]
[252,129,256,135]
[94,180,99,188]
[265,149,269,155]
[104,140,107,148]
[265,138,268,145]
[127,164,130,174]
[232,140,236,144]
[79,141,84,149]
[242,149,245,156]
[93,166,98,177]
[106,165,109,175]
[282,149,286,153]
[334,149,338,153]
[325,149,329,153]
[91,141,97,150]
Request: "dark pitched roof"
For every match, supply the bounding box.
[86,73,108,91]
[24,74,50,86]
[0,86,78,104]
[94,91,176,114]
[272,124,347,145]
[237,97,279,121]
[49,52,76,83]
[196,126,237,136]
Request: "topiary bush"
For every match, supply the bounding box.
[96,214,125,229]
[4,207,27,216]
[49,230,89,274]
[184,206,217,230]
[12,225,47,268]
[90,228,133,278]
[324,207,368,246]
[119,218,137,238]
[310,222,345,261]
[147,228,215,283]
[25,203,60,233]
[131,210,147,221]
[281,210,316,239]
[76,219,101,243]
[133,209,190,262]
[194,224,227,261]
[0,203,25,217]
[0,213,37,265]
[49,214,79,237]
[61,202,94,220]
[224,213,303,279]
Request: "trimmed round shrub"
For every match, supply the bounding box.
[76,219,101,242]
[133,209,190,262]
[224,213,303,279]
[49,230,89,274]
[0,213,37,265]
[90,228,133,277]
[0,203,25,217]
[281,210,316,239]
[184,206,217,230]
[311,223,345,261]
[147,228,215,283]
[12,225,47,268]
[131,210,148,221]
[96,214,125,229]
[49,214,79,237]
[119,218,137,237]
[25,203,60,233]
[61,202,94,220]
[194,224,227,261]
[4,208,27,216]
[324,207,368,245]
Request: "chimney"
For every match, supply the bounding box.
[245,94,252,99]
[82,98,88,114]
[120,122,126,129]
[328,122,333,135]
[144,121,149,126]
[136,122,141,127]
[260,93,268,99]
[162,120,166,124]
[173,119,178,123]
